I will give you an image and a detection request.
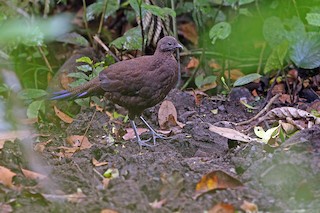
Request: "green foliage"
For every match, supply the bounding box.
[233,73,262,87]
[55,32,89,47]
[264,41,289,73]
[27,100,45,118]
[306,12,320,27]
[195,75,217,88]
[86,0,120,21]
[209,22,231,45]
[110,27,142,50]
[290,34,320,69]
[18,89,48,118]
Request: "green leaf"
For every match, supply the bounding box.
[76,64,92,72]
[306,13,320,26]
[110,27,142,50]
[56,32,89,47]
[195,75,204,88]
[76,56,93,65]
[68,79,88,88]
[67,72,90,80]
[264,41,289,73]
[290,33,320,69]
[209,22,231,45]
[74,97,90,107]
[233,73,262,87]
[86,0,120,21]
[27,100,45,118]
[142,4,176,18]
[203,75,217,85]
[19,89,48,100]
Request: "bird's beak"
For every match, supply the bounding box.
[176,43,183,50]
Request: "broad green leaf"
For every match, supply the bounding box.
[67,72,90,80]
[76,64,92,72]
[68,78,87,88]
[142,4,175,18]
[195,75,204,88]
[290,33,320,69]
[306,13,320,26]
[56,32,89,47]
[202,75,217,85]
[209,22,231,45]
[27,100,45,118]
[86,0,120,21]
[110,27,142,50]
[233,73,262,87]
[264,41,289,73]
[74,97,90,107]
[19,89,48,100]
[76,56,93,65]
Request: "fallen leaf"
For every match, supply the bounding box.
[21,169,47,180]
[186,90,208,107]
[0,203,13,213]
[60,72,74,90]
[66,135,92,149]
[53,105,73,123]
[158,100,185,130]
[186,57,199,69]
[67,189,86,203]
[20,118,38,124]
[34,139,52,153]
[100,209,119,213]
[240,200,258,213]
[208,202,235,213]
[209,59,221,69]
[199,82,217,92]
[178,22,198,45]
[194,170,243,199]
[92,158,108,167]
[0,130,32,149]
[224,69,244,81]
[0,166,16,188]
[209,124,256,143]
[122,128,148,141]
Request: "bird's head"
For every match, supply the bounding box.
[156,36,183,53]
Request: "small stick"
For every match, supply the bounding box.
[236,94,280,126]
[93,35,120,62]
[79,110,97,148]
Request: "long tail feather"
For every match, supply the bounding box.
[49,77,102,100]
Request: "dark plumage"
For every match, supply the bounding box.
[51,36,182,148]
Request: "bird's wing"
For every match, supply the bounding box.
[99,56,158,97]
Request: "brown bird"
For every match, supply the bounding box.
[51,36,182,148]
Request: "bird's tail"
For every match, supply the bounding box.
[49,77,103,100]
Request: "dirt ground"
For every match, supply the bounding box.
[1,89,320,212]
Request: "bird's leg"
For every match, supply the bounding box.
[129,119,152,148]
[139,116,167,145]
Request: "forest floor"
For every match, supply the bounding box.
[1,89,320,213]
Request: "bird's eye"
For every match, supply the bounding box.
[168,42,172,45]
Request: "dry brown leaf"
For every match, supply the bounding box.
[186,90,208,107]
[53,105,73,123]
[224,69,244,81]
[20,118,38,125]
[209,124,255,143]
[67,189,86,203]
[21,169,47,180]
[66,135,92,149]
[34,139,52,153]
[60,72,74,90]
[90,101,104,112]
[199,82,217,92]
[92,158,108,167]
[158,100,185,130]
[194,170,243,199]
[100,209,119,213]
[208,60,221,69]
[208,203,235,213]
[122,128,148,141]
[240,200,258,213]
[178,22,198,45]
[0,166,16,188]
[186,57,199,69]
[0,203,13,213]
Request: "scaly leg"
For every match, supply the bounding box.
[129,119,152,148]
[140,116,166,145]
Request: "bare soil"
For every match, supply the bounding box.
[1,89,320,212]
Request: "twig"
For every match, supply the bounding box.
[37,46,53,74]
[236,94,280,126]
[98,0,108,35]
[82,0,94,45]
[80,110,97,147]
[93,35,120,62]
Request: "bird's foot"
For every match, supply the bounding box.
[150,132,168,145]
[136,138,153,148]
